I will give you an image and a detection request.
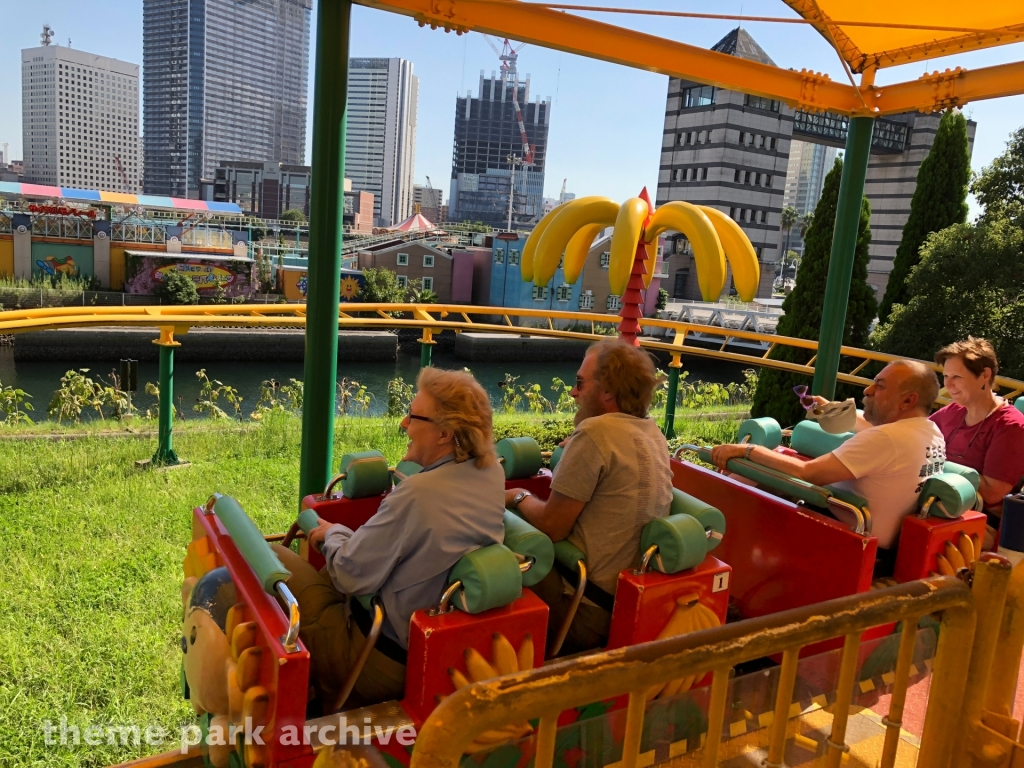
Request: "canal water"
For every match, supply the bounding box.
[0,346,748,419]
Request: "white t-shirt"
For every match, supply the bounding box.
[831,417,946,549]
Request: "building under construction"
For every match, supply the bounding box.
[449,47,550,229]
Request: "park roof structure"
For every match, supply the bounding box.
[360,0,1024,116]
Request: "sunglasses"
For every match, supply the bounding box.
[793,385,816,411]
[407,410,433,423]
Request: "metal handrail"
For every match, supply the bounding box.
[410,577,976,768]
[0,303,1021,398]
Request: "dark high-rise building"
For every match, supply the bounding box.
[143,0,311,198]
[449,73,550,229]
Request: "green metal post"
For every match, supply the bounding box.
[151,333,180,466]
[298,0,351,502]
[663,357,681,439]
[420,337,433,368]
[812,116,875,399]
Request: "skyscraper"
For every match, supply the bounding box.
[22,27,141,191]
[345,58,418,227]
[449,72,550,229]
[781,140,837,254]
[142,0,311,198]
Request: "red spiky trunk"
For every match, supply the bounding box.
[617,239,648,347]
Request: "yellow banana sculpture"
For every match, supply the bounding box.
[645,594,721,701]
[524,194,761,302]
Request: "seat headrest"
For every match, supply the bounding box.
[920,473,976,518]
[447,544,523,614]
[503,510,554,587]
[640,514,708,574]
[553,540,585,571]
[737,417,782,449]
[1015,397,1024,416]
[670,489,725,551]
[790,420,854,458]
[941,460,981,492]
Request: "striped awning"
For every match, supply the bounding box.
[0,182,242,215]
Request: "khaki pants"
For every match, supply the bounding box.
[532,568,611,657]
[272,545,406,708]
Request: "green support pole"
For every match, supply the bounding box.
[298,0,351,503]
[151,332,180,466]
[663,356,681,439]
[812,116,875,400]
[419,337,433,368]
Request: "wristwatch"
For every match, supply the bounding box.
[512,491,532,508]
[743,445,755,460]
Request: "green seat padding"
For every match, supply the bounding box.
[738,417,783,449]
[549,445,565,471]
[553,540,585,571]
[392,460,422,486]
[497,437,544,480]
[670,488,725,551]
[338,451,391,499]
[640,514,708,574]
[448,544,523,614]
[296,508,320,535]
[790,420,854,458]
[502,510,554,587]
[1015,397,1024,415]
[213,495,290,594]
[920,473,976,518]
[942,460,981,492]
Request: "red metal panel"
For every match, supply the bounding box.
[402,590,549,725]
[606,556,731,650]
[893,511,987,582]
[505,470,553,499]
[299,493,386,570]
[191,508,311,765]
[669,459,876,619]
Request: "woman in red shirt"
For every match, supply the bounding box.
[930,338,1024,546]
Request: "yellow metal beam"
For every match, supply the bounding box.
[354,0,1024,115]
[355,0,864,114]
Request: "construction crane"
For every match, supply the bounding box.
[483,36,535,166]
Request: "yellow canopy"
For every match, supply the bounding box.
[363,0,1024,116]
[782,1,1024,72]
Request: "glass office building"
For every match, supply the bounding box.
[143,0,311,198]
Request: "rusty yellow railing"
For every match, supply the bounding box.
[410,577,975,768]
[1,303,1021,398]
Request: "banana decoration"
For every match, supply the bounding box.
[930,532,981,577]
[445,634,536,752]
[523,192,760,302]
[646,594,721,701]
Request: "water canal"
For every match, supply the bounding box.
[0,346,750,419]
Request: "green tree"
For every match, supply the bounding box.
[656,288,669,311]
[972,125,1024,225]
[158,270,200,305]
[407,278,439,304]
[279,208,307,223]
[751,158,877,425]
[780,205,799,267]
[873,220,1024,380]
[358,267,406,304]
[878,110,970,323]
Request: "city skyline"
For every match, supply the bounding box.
[2,1,1023,214]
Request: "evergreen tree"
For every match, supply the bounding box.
[878,110,970,323]
[751,158,877,426]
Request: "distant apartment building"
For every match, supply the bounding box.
[356,240,472,303]
[22,30,141,191]
[345,58,418,227]
[780,140,837,255]
[412,184,443,222]
[450,74,550,229]
[657,29,789,300]
[344,178,374,233]
[211,161,310,219]
[142,0,311,198]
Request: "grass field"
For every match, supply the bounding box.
[0,412,739,767]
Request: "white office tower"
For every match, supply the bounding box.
[781,140,837,254]
[346,58,418,227]
[22,26,141,191]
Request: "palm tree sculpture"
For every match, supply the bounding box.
[522,188,761,345]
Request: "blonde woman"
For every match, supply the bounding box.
[275,367,505,707]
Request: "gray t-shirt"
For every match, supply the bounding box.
[551,412,673,593]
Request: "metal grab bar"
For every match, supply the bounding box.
[550,560,587,657]
[332,598,384,713]
[274,581,301,653]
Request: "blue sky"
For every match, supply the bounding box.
[3,0,1024,212]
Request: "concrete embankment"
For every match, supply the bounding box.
[13,327,398,362]
[454,332,593,362]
